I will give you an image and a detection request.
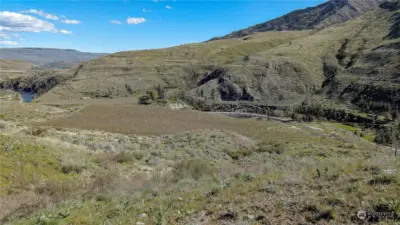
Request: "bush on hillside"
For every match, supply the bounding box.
[375,126,399,145]
[138,94,153,105]
[173,159,215,181]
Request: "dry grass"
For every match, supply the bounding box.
[1,6,399,223]
[2,114,400,224]
[41,104,294,137]
[0,99,79,123]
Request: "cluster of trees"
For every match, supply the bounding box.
[138,85,166,105]
[375,108,399,156]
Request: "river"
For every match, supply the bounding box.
[0,89,36,103]
[18,90,36,103]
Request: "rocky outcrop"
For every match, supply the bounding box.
[185,68,256,103]
[0,68,76,96]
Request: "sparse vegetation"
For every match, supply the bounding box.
[173,159,216,181]
[257,140,285,154]
[1,1,399,224]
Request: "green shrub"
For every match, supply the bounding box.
[95,194,112,202]
[35,179,78,199]
[147,90,158,100]
[314,209,336,221]
[155,99,168,106]
[372,199,400,216]
[138,94,153,105]
[61,157,86,174]
[243,173,255,182]
[224,148,252,160]
[206,187,221,198]
[61,164,85,174]
[326,197,343,206]
[91,169,118,191]
[257,141,285,154]
[369,174,398,185]
[132,151,145,160]
[173,159,215,180]
[28,127,47,136]
[373,199,400,212]
[115,151,135,163]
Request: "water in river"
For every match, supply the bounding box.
[18,90,36,103]
[0,89,36,103]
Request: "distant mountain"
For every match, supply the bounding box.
[0,59,34,71]
[0,48,107,68]
[210,0,386,40]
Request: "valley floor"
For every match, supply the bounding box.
[0,99,399,225]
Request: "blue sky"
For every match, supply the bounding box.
[0,0,325,53]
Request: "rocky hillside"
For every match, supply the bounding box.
[0,48,107,68]
[32,1,398,115]
[210,0,386,40]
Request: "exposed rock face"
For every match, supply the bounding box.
[197,68,226,86]
[210,0,386,40]
[186,69,255,103]
[218,76,244,101]
[0,68,78,95]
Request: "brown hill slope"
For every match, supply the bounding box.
[0,59,35,79]
[0,59,34,71]
[210,0,386,40]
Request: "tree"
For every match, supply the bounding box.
[394,108,399,157]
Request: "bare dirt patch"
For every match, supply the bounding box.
[41,105,282,136]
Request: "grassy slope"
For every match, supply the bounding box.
[210,0,385,40]
[2,112,398,224]
[0,3,399,225]
[0,60,35,79]
[0,60,34,71]
[0,98,397,224]
[36,4,399,114]
[37,31,312,101]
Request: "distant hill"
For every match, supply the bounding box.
[0,48,107,68]
[210,0,386,40]
[0,59,34,71]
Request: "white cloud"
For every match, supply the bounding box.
[62,19,81,24]
[59,29,72,34]
[142,8,152,12]
[165,5,172,9]
[126,17,146,25]
[0,32,9,39]
[21,9,58,20]
[0,40,18,46]
[110,20,122,24]
[0,11,57,32]
[11,33,24,40]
